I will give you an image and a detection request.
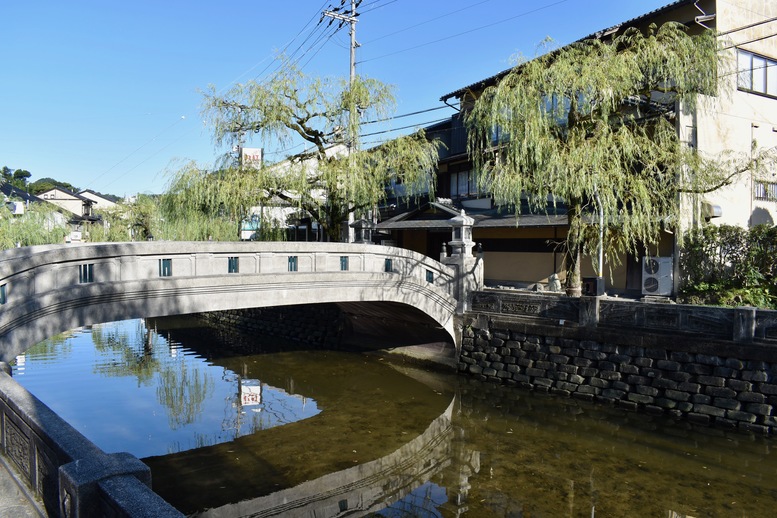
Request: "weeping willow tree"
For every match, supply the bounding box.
[163,61,440,241]
[0,202,69,249]
[466,22,765,295]
[159,162,250,241]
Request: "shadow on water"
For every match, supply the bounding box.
[450,378,777,517]
[143,319,458,515]
[147,316,777,517]
[18,316,777,517]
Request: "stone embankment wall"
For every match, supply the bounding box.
[461,291,777,434]
[196,304,345,349]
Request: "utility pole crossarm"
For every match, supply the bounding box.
[323,0,359,84]
[322,10,356,24]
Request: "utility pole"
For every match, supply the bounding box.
[323,0,359,85]
[323,0,360,242]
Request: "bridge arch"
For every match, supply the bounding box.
[0,242,460,363]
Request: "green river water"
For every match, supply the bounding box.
[10,317,777,517]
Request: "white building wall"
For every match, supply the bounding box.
[683,0,777,230]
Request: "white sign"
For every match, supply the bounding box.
[241,147,263,167]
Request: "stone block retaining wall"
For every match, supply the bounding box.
[196,304,345,349]
[461,308,777,435]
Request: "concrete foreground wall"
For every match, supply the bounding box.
[461,291,777,433]
[0,370,182,517]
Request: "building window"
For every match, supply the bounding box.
[159,258,172,277]
[288,256,298,272]
[79,264,94,283]
[755,181,777,201]
[738,49,777,97]
[340,256,349,271]
[228,256,239,273]
[384,258,393,272]
[450,170,480,198]
[0,284,6,305]
[426,269,434,283]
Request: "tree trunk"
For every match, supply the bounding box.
[565,197,583,297]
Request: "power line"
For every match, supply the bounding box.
[722,31,777,51]
[359,0,400,15]
[359,0,571,64]
[364,0,495,44]
[360,117,449,137]
[87,3,335,193]
[362,104,453,124]
[83,116,188,190]
[718,14,777,37]
[300,22,343,70]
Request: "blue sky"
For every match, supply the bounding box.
[1,0,673,197]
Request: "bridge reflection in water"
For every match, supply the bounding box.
[141,319,476,516]
[193,399,467,518]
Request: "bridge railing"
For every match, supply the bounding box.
[0,241,458,307]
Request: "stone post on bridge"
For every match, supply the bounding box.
[441,210,483,314]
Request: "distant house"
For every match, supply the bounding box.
[378,0,777,298]
[37,187,101,240]
[38,187,96,219]
[79,190,120,211]
[242,143,348,242]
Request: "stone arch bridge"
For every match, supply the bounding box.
[0,241,482,366]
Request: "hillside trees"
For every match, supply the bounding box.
[28,177,79,195]
[1,166,32,189]
[466,22,773,295]
[162,62,440,241]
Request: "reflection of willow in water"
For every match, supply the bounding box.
[20,330,76,360]
[91,320,160,385]
[91,320,217,431]
[156,357,216,430]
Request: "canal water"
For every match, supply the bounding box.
[10,317,777,517]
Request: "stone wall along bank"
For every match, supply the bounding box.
[461,291,777,434]
[196,304,345,350]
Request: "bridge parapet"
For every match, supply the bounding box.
[0,241,457,301]
[0,242,464,362]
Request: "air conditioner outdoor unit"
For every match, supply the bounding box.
[642,257,673,296]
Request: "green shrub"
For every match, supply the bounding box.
[679,224,777,309]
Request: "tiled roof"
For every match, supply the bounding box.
[377,200,568,230]
[0,182,44,204]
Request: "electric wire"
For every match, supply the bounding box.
[87,3,336,193]
[364,0,495,44]
[362,105,452,124]
[722,31,777,51]
[360,117,450,138]
[359,0,400,15]
[718,15,777,37]
[359,0,571,64]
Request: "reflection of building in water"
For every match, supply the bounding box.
[198,398,477,517]
[240,381,262,407]
[221,369,319,440]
